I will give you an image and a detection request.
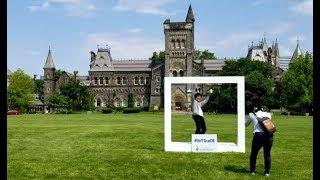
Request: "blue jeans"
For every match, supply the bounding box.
[250,132,273,174]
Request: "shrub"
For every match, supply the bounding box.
[115,107,125,112]
[102,108,113,114]
[123,108,141,113]
[142,107,150,111]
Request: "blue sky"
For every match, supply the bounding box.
[8,0,313,76]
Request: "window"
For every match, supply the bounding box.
[117,77,121,85]
[173,71,177,77]
[181,40,185,49]
[175,40,180,49]
[94,77,98,85]
[179,70,184,77]
[156,76,161,82]
[99,77,103,85]
[140,77,144,85]
[116,101,121,107]
[171,39,175,49]
[155,87,160,93]
[105,77,109,85]
[145,77,150,85]
[136,100,141,107]
[134,77,139,85]
[96,98,101,107]
[122,77,127,85]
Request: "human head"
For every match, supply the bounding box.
[194,93,203,102]
[253,107,262,113]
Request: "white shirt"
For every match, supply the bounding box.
[192,95,210,117]
[246,110,272,133]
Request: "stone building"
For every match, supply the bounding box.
[42,6,234,110]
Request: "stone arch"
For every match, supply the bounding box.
[171,87,187,111]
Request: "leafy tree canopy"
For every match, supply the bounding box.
[7,69,35,113]
[282,52,313,113]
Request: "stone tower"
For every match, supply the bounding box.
[272,39,280,67]
[163,5,195,110]
[164,5,195,77]
[43,47,56,100]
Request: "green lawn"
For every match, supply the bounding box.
[8,112,312,179]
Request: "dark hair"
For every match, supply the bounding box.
[253,107,262,113]
[194,93,202,98]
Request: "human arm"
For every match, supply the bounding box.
[246,113,255,127]
[200,94,211,107]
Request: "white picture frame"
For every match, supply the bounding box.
[164,76,245,153]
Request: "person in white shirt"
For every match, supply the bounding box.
[191,92,211,134]
[246,107,274,177]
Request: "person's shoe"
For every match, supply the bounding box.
[265,173,270,177]
[250,172,255,176]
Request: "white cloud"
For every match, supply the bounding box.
[268,23,293,35]
[28,1,50,12]
[291,0,313,16]
[128,28,143,33]
[28,0,96,17]
[86,32,163,59]
[114,0,174,15]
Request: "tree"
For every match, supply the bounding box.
[54,69,65,81]
[193,49,217,60]
[217,58,275,112]
[150,51,165,65]
[7,69,35,113]
[282,52,313,113]
[127,93,134,108]
[45,92,68,111]
[34,79,44,95]
[59,78,93,111]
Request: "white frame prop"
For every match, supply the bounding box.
[164,76,245,153]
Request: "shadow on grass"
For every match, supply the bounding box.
[224,165,249,174]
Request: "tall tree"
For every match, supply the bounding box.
[127,93,134,108]
[59,78,93,111]
[282,52,313,113]
[7,69,35,113]
[217,58,275,112]
[34,79,44,95]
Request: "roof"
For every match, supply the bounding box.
[291,40,303,62]
[186,5,195,22]
[194,59,226,71]
[112,60,152,71]
[43,49,55,69]
[90,59,153,72]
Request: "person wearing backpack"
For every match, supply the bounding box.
[245,107,275,177]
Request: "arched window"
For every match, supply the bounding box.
[140,77,144,85]
[96,98,101,107]
[94,77,98,85]
[176,40,180,49]
[171,39,175,49]
[179,70,184,77]
[181,40,185,49]
[105,77,109,85]
[136,99,141,107]
[99,77,103,85]
[117,77,121,85]
[122,77,127,85]
[155,87,161,93]
[173,70,178,77]
[134,77,139,85]
[145,77,150,85]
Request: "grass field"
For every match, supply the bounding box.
[8,112,312,179]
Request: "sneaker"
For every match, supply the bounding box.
[250,172,255,176]
[265,173,270,177]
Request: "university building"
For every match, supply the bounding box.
[42,5,305,111]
